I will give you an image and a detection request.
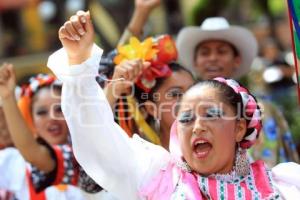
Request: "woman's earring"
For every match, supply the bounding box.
[235,144,250,176]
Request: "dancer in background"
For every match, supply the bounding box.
[0,63,86,200]
[102,35,194,148]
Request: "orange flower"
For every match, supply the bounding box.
[114,37,158,65]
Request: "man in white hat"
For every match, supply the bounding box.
[176,17,258,80]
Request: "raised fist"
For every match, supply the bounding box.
[0,63,16,100]
[58,10,95,65]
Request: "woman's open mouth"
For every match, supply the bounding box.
[47,124,62,136]
[193,138,212,159]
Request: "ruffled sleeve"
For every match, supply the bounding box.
[47,45,171,200]
[272,162,300,199]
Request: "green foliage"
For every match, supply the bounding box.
[268,0,287,15]
[295,31,300,59]
[293,0,300,17]
[292,0,300,59]
[189,0,209,25]
[290,110,300,143]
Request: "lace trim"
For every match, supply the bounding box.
[208,168,240,182]
[175,161,191,172]
[176,161,249,182]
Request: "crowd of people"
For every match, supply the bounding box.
[0,0,300,199]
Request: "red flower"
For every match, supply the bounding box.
[152,35,178,66]
[136,35,177,92]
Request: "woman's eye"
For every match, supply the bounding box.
[178,112,195,124]
[167,89,183,99]
[205,108,223,119]
[35,109,48,116]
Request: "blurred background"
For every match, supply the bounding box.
[0,0,299,154]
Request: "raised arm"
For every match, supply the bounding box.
[118,0,160,45]
[48,11,170,200]
[0,63,55,172]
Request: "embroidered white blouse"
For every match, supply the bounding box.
[47,45,300,200]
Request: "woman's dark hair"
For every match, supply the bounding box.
[96,50,117,88]
[134,62,194,104]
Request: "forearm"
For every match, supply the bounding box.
[2,94,55,172]
[118,9,150,45]
[128,9,150,36]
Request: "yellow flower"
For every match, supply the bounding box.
[114,37,158,65]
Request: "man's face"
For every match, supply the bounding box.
[194,40,241,80]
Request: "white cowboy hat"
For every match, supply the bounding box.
[176,17,258,78]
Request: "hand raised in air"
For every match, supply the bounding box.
[58,10,95,65]
[0,63,16,100]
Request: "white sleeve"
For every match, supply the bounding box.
[272,162,300,199]
[47,45,170,200]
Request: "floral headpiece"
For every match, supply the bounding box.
[114,35,178,92]
[18,74,61,133]
[21,74,61,97]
